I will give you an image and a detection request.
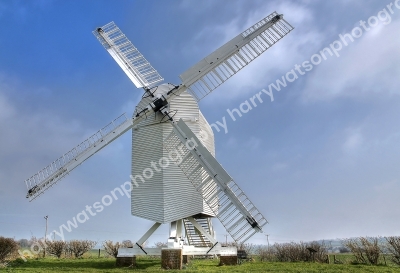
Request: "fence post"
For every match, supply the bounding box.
[98,249,101,258]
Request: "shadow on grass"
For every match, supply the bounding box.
[135,258,163,270]
[10,257,162,270]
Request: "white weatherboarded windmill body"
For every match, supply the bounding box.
[25,12,293,259]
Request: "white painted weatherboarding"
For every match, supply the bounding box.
[24,12,293,257]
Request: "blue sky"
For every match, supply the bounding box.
[1,0,400,246]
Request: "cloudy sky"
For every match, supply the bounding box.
[1,0,400,246]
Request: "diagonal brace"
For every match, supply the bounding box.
[186,217,217,245]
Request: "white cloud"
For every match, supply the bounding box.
[302,17,400,101]
[343,129,364,154]
[272,162,288,172]
[199,2,324,104]
[3,0,400,244]
[225,136,238,148]
[0,92,15,121]
[0,75,91,191]
[0,1,51,22]
[244,136,262,150]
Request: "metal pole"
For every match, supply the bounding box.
[266,234,269,250]
[44,215,48,257]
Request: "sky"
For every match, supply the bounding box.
[1,0,400,247]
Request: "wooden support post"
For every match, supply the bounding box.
[116,256,136,267]
[219,255,238,266]
[161,249,182,270]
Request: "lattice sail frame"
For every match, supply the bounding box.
[25,114,133,201]
[93,21,163,88]
[24,14,293,245]
[180,12,294,101]
[164,119,268,243]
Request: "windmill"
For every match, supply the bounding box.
[25,12,293,260]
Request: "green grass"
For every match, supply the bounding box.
[2,255,400,272]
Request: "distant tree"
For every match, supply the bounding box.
[18,239,30,248]
[307,241,329,263]
[67,240,96,258]
[121,240,133,248]
[29,236,42,253]
[361,237,381,265]
[256,245,275,262]
[154,242,168,248]
[273,241,327,263]
[46,240,67,258]
[342,238,367,264]
[339,246,350,253]
[103,241,121,258]
[221,242,255,255]
[274,241,308,262]
[342,237,382,265]
[385,236,400,265]
[237,242,255,255]
[0,237,19,263]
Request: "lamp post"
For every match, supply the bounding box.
[44,215,48,257]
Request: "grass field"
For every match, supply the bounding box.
[3,254,400,273]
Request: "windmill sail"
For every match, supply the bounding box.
[25,114,133,201]
[163,119,268,243]
[93,22,164,89]
[179,12,293,101]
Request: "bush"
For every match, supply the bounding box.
[237,242,255,255]
[275,242,308,262]
[17,239,30,248]
[385,236,400,265]
[46,240,67,258]
[307,241,329,263]
[256,245,275,262]
[222,242,255,255]
[121,240,133,248]
[361,237,380,265]
[154,242,168,248]
[342,238,367,264]
[0,237,19,263]
[342,237,382,265]
[103,241,121,258]
[273,241,328,263]
[103,240,135,258]
[67,240,96,258]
